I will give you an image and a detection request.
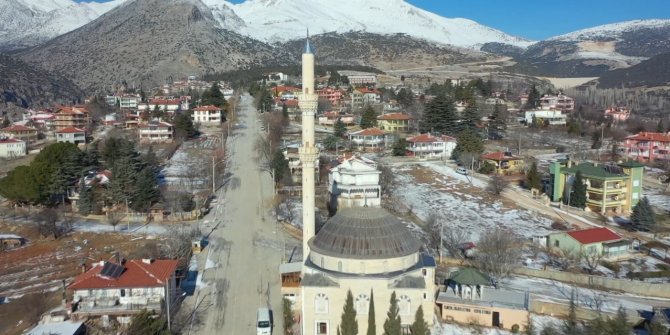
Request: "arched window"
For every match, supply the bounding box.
[355,294,369,315]
[315,293,329,314]
[398,295,411,316]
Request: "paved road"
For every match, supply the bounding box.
[188,94,284,335]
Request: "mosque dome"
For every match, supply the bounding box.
[309,207,421,260]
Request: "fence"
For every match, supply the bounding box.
[514,267,670,298]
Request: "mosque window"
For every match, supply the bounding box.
[315,293,329,314]
[355,294,369,315]
[398,295,411,316]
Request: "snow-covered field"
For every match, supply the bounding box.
[392,163,555,241]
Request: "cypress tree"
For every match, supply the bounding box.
[410,305,429,335]
[367,289,376,335]
[78,180,93,216]
[569,171,587,209]
[360,106,377,129]
[383,291,401,335]
[526,162,541,191]
[334,118,347,138]
[339,290,358,335]
[631,196,656,232]
[604,307,629,335]
[562,289,580,335]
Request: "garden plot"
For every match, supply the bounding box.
[392,164,555,241]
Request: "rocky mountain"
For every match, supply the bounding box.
[277,32,485,71]
[513,19,670,77]
[597,52,670,88]
[0,0,126,51]
[210,0,533,49]
[0,54,83,108]
[18,0,287,92]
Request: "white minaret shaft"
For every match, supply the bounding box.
[299,35,319,261]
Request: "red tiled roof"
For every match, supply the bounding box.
[0,138,23,144]
[193,105,222,112]
[149,99,180,105]
[377,113,411,121]
[352,127,385,136]
[2,124,37,132]
[480,151,521,161]
[57,126,85,134]
[356,88,381,94]
[55,107,84,115]
[625,132,670,143]
[68,259,178,290]
[274,86,300,93]
[282,100,299,107]
[566,227,622,245]
[407,133,455,143]
[139,122,172,128]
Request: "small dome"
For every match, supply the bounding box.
[309,207,421,259]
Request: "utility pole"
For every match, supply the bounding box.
[165,279,171,332]
[212,156,216,195]
[125,198,130,231]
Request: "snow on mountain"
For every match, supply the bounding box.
[207,0,534,49]
[549,19,670,41]
[0,0,127,50]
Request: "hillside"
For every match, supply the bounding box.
[0,53,83,108]
[17,0,287,91]
[278,32,485,70]
[597,52,670,88]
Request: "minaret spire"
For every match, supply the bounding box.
[299,27,319,263]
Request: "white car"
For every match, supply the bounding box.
[456,166,468,175]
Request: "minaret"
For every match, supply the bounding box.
[299,32,319,261]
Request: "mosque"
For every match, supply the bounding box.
[290,34,436,335]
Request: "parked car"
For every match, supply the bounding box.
[456,166,468,175]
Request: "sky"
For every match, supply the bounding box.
[80,0,670,40]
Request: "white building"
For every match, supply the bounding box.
[192,105,224,124]
[540,94,574,112]
[524,110,567,126]
[0,137,26,158]
[349,128,387,151]
[119,95,140,109]
[328,155,381,209]
[138,121,174,143]
[407,133,457,159]
[56,127,86,145]
[339,71,377,85]
[68,259,178,319]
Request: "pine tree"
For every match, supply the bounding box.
[489,104,506,135]
[631,196,656,232]
[360,106,377,129]
[271,150,289,184]
[283,297,295,335]
[201,81,227,107]
[646,318,668,335]
[420,94,459,135]
[409,305,429,335]
[77,180,93,216]
[657,119,665,133]
[173,112,197,139]
[526,162,541,191]
[452,128,484,160]
[334,118,347,137]
[523,314,536,335]
[526,85,540,109]
[604,307,629,335]
[462,104,479,130]
[130,166,160,212]
[383,291,401,335]
[392,138,408,156]
[339,290,358,335]
[367,289,376,335]
[569,171,587,209]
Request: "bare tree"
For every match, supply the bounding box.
[581,249,604,274]
[548,247,581,271]
[425,213,442,260]
[442,226,472,265]
[471,226,523,280]
[378,163,396,203]
[34,208,61,239]
[487,174,510,196]
[161,224,201,267]
[107,211,122,231]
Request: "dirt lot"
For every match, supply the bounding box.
[0,223,158,334]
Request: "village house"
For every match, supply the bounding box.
[548,227,629,258]
[317,87,344,106]
[56,127,87,145]
[377,113,411,133]
[318,111,355,126]
[406,133,456,159]
[524,110,567,126]
[436,268,530,331]
[348,128,387,151]
[338,71,377,85]
[549,160,645,214]
[106,94,141,109]
[138,121,174,143]
[0,124,39,143]
[69,259,178,320]
[272,85,301,99]
[27,111,55,130]
[328,155,381,210]
[480,151,525,175]
[623,132,670,161]
[275,99,300,119]
[54,106,89,131]
[138,97,183,114]
[68,170,112,212]
[0,137,27,159]
[604,106,631,122]
[26,320,86,335]
[356,87,381,105]
[0,234,26,250]
[192,105,224,125]
[539,94,574,112]
[485,97,506,106]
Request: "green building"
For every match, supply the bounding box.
[550,160,645,215]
